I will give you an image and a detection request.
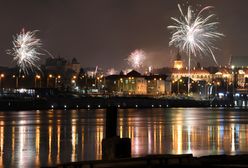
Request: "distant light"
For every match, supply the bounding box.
[218,93,224,97]
[117,105,120,108]
[98,105,101,108]
[135,105,138,108]
[87,105,90,108]
[64,105,67,108]
[51,105,54,108]
[152,105,154,107]
[242,101,246,107]
[159,105,162,107]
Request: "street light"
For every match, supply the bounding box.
[12,74,19,88]
[47,74,53,88]
[72,75,77,83]
[0,73,4,90]
[55,75,61,88]
[35,75,41,88]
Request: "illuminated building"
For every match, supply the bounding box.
[214,67,232,80]
[172,67,211,83]
[236,68,248,89]
[230,56,248,92]
[173,52,183,70]
[105,70,168,95]
[146,75,167,95]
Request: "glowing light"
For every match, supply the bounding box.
[7,29,43,74]
[36,75,40,79]
[168,4,223,64]
[106,68,117,75]
[126,49,146,69]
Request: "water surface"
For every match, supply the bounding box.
[0,108,247,167]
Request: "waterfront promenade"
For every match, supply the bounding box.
[0,94,238,110]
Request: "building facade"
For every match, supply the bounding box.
[105,70,168,95]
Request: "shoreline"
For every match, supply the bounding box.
[0,96,236,111]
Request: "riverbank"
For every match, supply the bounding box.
[53,154,248,168]
[0,95,234,110]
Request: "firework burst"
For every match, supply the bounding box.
[7,29,43,74]
[106,68,118,75]
[126,49,146,69]
[168,4,223,64]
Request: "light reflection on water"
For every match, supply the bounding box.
[0,108,247,167]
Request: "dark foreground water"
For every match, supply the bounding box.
[0,108,248,167]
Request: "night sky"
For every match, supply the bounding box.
[0,0,247,70]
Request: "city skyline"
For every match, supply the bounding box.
[0,0,247,69]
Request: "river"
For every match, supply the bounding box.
[0,108,247,167]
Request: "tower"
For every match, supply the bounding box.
[173,52,183,69]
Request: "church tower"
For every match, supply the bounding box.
[173,52,183,69]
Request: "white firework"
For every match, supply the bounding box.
[7,29,43,74]
[127,49,146,69]
[168,4,223,64]
[106,68,118,75]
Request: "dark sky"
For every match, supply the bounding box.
[0,0,247,70]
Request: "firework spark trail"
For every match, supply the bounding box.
[168,4,223,65]
[168,4,223,95]
[7,29,43,74]
[127,49,146,69]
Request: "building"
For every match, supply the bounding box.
[105,70,168,95]
[171,67,211,83]
[145,75,167,95]
[67,58,81,74]
[230,56,248,92]
[173,52,184,70]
